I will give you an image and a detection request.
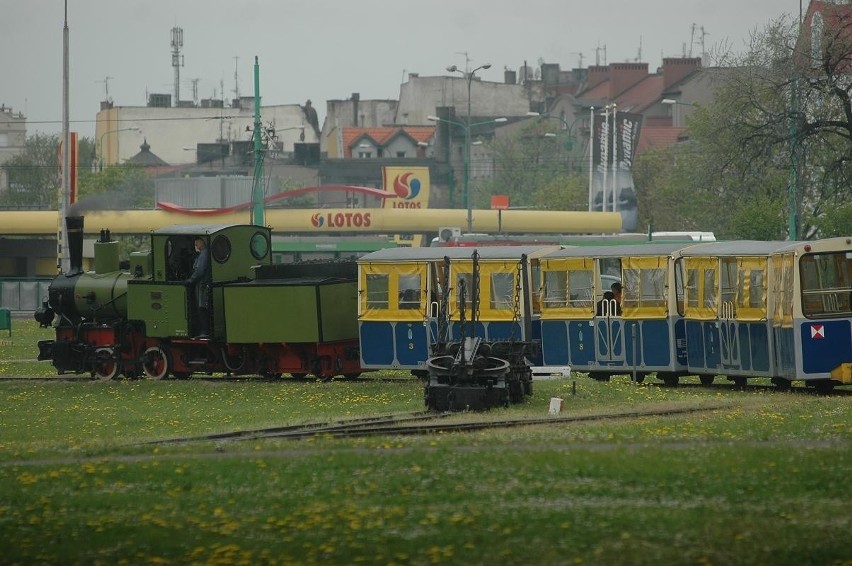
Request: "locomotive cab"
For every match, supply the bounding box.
[127,224,272,339]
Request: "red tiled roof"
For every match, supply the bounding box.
[614,75,665,113]
[342,126,435,157]
[636,127,688,155]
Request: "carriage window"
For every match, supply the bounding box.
[212,235,231,263]
[542,271,567,308]
[366,274,389,309]
[675,261,685,315]
[748,271,764,308]
[624,268,666,307]
[490,273,514,310]
[703,269,717,309]
[687,269,699,308]
[720,259,737,306]
[165,236,195,282]
[800,251,852,318]
[250,232,269,260]
[398,274,421,310]
[568,270,594,308]
[456,273,473,307]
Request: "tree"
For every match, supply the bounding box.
[635,10,851,240]
[474,121,580,211]
[1,133,60,208]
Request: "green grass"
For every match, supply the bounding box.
[1,320,851,564]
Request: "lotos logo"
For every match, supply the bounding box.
[393,172,421,200]
[311,212,372,229]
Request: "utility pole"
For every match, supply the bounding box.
[250,56,264,227]
[58,0,71,272]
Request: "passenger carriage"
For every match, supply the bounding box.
[770,237,852,391]
[538,243,692,384]
[356,246,557,374]
[676,241,792,387]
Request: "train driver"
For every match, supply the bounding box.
[185,237,211,338]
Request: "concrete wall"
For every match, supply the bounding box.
[96,104,317,167]
[396,75,533,125]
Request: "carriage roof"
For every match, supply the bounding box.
[357,245,559,263]
[542,242,691,259]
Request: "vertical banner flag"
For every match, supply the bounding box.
[591,111,642,231]
[381,166,431,209]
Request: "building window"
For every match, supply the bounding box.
[358,151,372,159]
[811,12,823,66]
[396,151,406,158]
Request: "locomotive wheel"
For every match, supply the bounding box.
[93,347,118,381]
[343,373,362,379]
[291,373,307,379]
[142,346,170,380]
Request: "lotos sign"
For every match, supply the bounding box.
[381,166,430,209]
[310,211,372,229]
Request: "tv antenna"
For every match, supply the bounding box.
[97,76,113,101]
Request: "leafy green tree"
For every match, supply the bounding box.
[1,133,60,208]
[76,163,154,210]
[474,121,579,211]
[634,11,851,240]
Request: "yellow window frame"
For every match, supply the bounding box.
[736,257,768,321]
[539,257,595,319]
[359,262,427,321]
[622,256,669,319]
[684,257,718,320]
[449,260,518,321]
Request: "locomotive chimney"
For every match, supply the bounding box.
[66,216,84,275]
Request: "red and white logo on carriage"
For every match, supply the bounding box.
[810,324,825,339]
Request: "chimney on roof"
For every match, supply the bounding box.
[662,57,702,89]
[351,92,360,127]
[504,69,517,84]
[609,62,649,99]
[586,65,609,89]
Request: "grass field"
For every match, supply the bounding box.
[1,320,850,565]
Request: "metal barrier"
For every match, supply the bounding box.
[0,308,10,336]
[0,279,51,312]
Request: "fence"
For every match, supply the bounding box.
[1,279,51,311]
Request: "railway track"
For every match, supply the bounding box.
[144,404,729,446]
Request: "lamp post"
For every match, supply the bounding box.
[528,111,584,167]
[98,127,140,171]
[445,62,493,233]
[428,114,506,233]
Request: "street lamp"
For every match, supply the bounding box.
[436,63,496,233]
[528,111,583,162]
[98,127,140,171]
[661,98,695,127]
[428,113,507,233]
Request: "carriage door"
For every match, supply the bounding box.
[595,258,624,363]
[718,257,741,370]
[393,263,429,367]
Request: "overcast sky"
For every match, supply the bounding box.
[2,0,799,139]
